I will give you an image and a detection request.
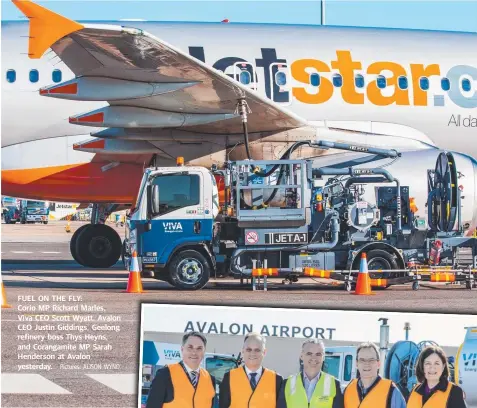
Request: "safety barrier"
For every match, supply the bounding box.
[247,265,476,291]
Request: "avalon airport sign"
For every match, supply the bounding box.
[142,305,477,347]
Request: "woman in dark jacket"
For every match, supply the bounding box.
[407,345,467,408]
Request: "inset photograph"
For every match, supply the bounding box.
[139,305,477,408]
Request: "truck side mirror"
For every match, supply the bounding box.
[152,185,160,215]
[147,184,160,218]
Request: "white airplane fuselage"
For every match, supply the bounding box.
[2,21,477,204]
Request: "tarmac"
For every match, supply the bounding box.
[1,221,477,407]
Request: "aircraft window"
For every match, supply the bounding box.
[462,78,471,92]
[6,69,16,83]
[52,69,62,83]
[29,69,39,83]
[332,74,343,88]
[398,76,408,90]
[275,71,287,86]
[355,74,364,88]
[419,77,429,91]
[441,78,450,91]
[239,70,251,85]
[377,75,386,89]
[310,73,320,87]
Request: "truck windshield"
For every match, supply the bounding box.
[205,357,237,383]
[323,355,341,379]
[152,174,200,215]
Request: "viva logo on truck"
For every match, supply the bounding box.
[163,222,183,233]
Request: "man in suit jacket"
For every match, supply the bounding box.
[219,332,283,408]
[146,331,216,408]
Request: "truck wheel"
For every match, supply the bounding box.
[168,250,211,290]
[366,249,398,280]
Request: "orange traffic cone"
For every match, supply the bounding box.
[353,253,375,295]
[124,250,144,293]
[1,279,12,308]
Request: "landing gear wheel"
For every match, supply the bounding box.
[168,250,211,290]
[366,249,398,282]
[70,224,90,266]
[412,281,419,291]
[75,224,122,268]
[345,281,353,292]
[43,221,48,225]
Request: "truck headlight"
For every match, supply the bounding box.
[129,228,137,244]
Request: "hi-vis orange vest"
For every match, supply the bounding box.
[163,363,215,408]
[229,367,277,408]
[407,382,453,408]
[344,378,392,408]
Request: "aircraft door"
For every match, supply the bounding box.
[233,62,258,91]
[269,62,291,105]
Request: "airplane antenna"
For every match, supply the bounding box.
[321,0,326,25]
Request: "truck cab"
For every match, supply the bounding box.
[127,161,219,289]
[19,200,50,224]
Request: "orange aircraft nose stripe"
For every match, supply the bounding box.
[12,0,84,59]
[1,163,86,185]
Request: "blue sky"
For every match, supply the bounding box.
[1,0,476,33]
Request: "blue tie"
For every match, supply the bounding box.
[191,371,198,388]
[250,373,257,390]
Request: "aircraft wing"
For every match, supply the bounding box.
[13,0,307,135]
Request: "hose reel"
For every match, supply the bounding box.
[428,152,459,232]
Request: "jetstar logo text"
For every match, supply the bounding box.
[189,47,477,109]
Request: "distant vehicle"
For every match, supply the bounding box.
[3,205,20,224]
[19,200,50,224]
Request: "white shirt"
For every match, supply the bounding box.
[182,362,200,382]
[245,366,263,384]
[303,371,321,402]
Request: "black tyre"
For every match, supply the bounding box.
[70,224,90,266]
[366,249,399,280]
[168,249,211,290]
[43,221,48,225]
[75,224,122,268]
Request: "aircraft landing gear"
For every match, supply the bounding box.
[69,204,122,268]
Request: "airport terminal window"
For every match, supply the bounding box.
[6,69,16,83]
[441,78,450,91]
[29,69,39,83]
[462,78,471,92]
[239,70,251,85]
[52,69,62,83]
[333,74,343,88]
[275,71,287,86]
[310,73,320,87]
[355,74,364,88]
[419,77,429,91]
[398,76,408,90]
[377,75,386,89]
[151,174,200,214]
